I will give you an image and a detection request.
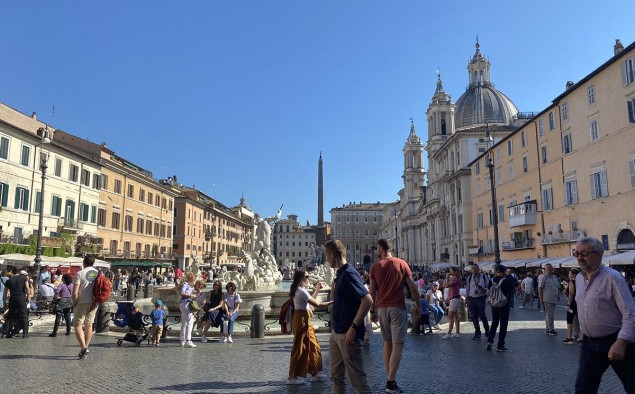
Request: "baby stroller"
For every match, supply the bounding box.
[113,301,150,347]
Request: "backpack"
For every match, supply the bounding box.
[90,272,112,311]
[487,278,508,308]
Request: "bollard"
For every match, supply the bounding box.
[458,298,468,322]
[95,302,111,333]
[250,304,265,339]
[126,287,135,301]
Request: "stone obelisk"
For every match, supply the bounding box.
[316,153,326,246]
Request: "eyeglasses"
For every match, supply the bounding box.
[304,275,310,279]
[573,251,598,258]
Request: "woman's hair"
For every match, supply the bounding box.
[62,273,73,286]
[194,279,205,290]
[290,269,307,298]
[211,280,223,294]
[226,281,236,291]
[179,272,196,286]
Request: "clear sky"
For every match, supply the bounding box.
[1,1,633,225]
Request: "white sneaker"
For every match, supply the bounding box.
[227,335,233,343]
[311,372,328,382]
[220,336,227,343]
[452,333,461,338]
[287,377,304,385]
[519,306,525,309]
[185,341,197,348]
[180,341,186,347]
[442,334,452,340]
[201,335,208,343]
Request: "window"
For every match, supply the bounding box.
[51,195,62,216]
[20,145,31,166]
[114,179,122,194]
[97,208,106,226]
[562,134,573,154]
[155,195,160,207]
[79,203,89,221]
[590,117,599,141]
[474,162,480,174]
[542,185,553,211]
[538,119,544,137]
[561,102,569,123]
[630,157,635,188]
[477,210,483,229]
[127,184,134,198]
[125,215,133,231]
[0,182,8,207]
[92,173,100,190]
[54,158,62,177]
[69,164,79,182]
[34,191,41,213]
[100,174,108,190]
[590,170,608,199]
[112,212,120,229]
[476,181,481,195]
[137,218,144,233]
[146,220,152,235]
[81,169,90,186]
[154,222,160,236]
[521,130,527,147]
[162,198,167,209]
[522,156,528,173]
[507,140,513,155]
[498,204,505,223]
[548,111,556,130]
[147,192,153,205]
[623,56,635,86]
[541,146,548,164]
[0,136,8,160]
[587,84,595,105]
[495,148,500,162]
[628,97,635,123]
[91,206,97,224]
[509,162,514,180]
[139,189,145,202]
[565,177,578,205]
[14,186,29,210]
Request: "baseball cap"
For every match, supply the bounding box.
[155,300,163,307]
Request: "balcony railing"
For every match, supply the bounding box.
[58,218,83,231]
[502,238,534,250]
[509,201,537,228]
[541,230,586,245]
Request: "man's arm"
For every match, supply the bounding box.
[25,280,33,299]
[405,276,421,313]
[368,278,377,322]
[72,282,80,306]
[346,293,373,346]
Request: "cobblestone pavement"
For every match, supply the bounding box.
[0,303,625,394]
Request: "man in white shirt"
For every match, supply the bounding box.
[72,255,98,359]
[520,273,534,309]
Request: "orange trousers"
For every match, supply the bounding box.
[288,309,322,378]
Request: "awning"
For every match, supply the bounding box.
[110,261,174,268]
[602,250,635,266]
[0,254,110,269]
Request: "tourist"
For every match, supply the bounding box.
[486,264,515,351]
[465,264,490,340]
[325,239,373,394]
[426,281,444,328]
[442,267,462,340]
[369,238,420,394]
[3,266,33,338]
[72,255,98,358]
[178,272,197,348]
[201,280,224,342]
[563,268,581,344]
[538,263,560,335]
[0,270,8,313]
[49,274,73,337]
[37,276,56,304]
[220,281,241,343]
[150,300,166,346]
[286,269,333,385]
[520,273,534,308]
[574,237,635,393]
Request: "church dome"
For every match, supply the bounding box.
[454,40,519,130]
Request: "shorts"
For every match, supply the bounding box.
[448,297,462,313]
[73,302,97,326]
[377,307,407,344]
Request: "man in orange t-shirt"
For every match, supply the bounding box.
[369,238,420,394]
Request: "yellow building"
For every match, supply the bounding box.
[470,39,635,262]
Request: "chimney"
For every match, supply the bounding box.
[566,81,575,90]
[173,175,177,184]
[614,39,624,55]
[31,112,37,119]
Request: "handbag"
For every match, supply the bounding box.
[188,300,201,312]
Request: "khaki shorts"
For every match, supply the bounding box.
[448,298,462,313]
[73,302,97,326]
[377,307,408,344]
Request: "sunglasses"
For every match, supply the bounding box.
[573,251,598,257]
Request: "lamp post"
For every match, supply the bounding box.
[394,215,399,258]
[486,124,501,265]
[33,127,52,294]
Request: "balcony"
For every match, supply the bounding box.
[541,230,586,245]
[502,238,534,250]
[509,201,537,228]
[58,217,83,231]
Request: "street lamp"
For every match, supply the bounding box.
[33,126,52,294]
[394,214,399,258]
[486,124,501,265]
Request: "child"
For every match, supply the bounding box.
[150,300,166,346]
[419,298,433,335]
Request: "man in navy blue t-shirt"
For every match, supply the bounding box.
[326,240,373,394]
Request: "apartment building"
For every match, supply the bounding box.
[273,214,316,267]
[330,202,386,267]
[470,39,635,261]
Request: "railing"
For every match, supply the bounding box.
[58,218,83,230]
[509,201,537,227]
[541,230,586,245]
[502,238,534,250]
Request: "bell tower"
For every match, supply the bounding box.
[402,120,426,201]
[426,71,455,155]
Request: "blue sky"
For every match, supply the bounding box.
[1,1,633,225]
